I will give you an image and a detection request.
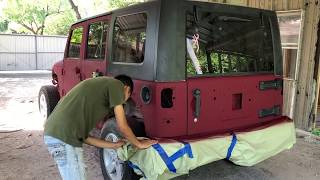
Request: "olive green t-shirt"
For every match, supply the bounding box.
[44,77,125,147]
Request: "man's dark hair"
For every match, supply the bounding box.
[114,74,134,94]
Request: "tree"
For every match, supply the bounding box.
[3,0,64,35]
[109,0,146,9]
[44,9,76,35]
[67,0,81,20]
[2,0,148,36]
[0,19,9,32]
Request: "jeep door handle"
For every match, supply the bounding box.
[75,67,83,81]
[193,89,201,119]
[75,67,81,74]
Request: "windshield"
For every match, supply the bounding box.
[186,8,274,76]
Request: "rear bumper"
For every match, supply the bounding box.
[117,119,296,179]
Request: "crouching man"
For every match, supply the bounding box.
[43,74,157,180]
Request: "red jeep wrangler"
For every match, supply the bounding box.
[39,0,284,179]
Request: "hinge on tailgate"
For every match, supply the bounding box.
[259,79,282,90]
[259,105,281,118]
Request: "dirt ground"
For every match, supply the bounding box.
[0,71,319,180]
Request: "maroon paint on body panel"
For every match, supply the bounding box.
[186,74,283,136]
[128,74,282,138]
[131,80,188,138]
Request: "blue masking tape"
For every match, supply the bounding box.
[152,142,193,173]
[226,133,237,160]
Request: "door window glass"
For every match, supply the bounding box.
[112,13,147,64]
[67,27,83,58]
[86,21,109,60]
[186,9,274,76]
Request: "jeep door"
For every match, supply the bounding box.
[185,5,283,135]
[63,24,85,94]
[81,16,110,79]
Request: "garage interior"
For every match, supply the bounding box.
[0,0,320,179]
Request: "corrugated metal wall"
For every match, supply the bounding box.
[36,35,67,70]
[0,34,67,71]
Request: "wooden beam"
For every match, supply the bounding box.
[233,0,303,10]
[293,0,320,130]
[285,0,289,10]
[275,0,281,10]
[312,12,320,128]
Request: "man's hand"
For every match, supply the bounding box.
[114,105,159,149]
[84,136,126,149]
[136,139,158,149]
[110,140,126,149]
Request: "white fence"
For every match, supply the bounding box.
[0,34,67,70]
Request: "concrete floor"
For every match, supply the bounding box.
[0,71,319,180]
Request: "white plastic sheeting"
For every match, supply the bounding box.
[117,121,296,180]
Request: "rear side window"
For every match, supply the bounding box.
[86,21,109,60]
[112,13,147,64]
[67,27,83,58]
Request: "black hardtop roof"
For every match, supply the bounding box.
[71,0,156,26]
[71,0,275,27]
[70,0,281,81]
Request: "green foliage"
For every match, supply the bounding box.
[312,128,320,136]
[0,19,9,32]
[3,0,69,35]
[88,22,105,45]
[44,10,76,35]
[186,49,207,75]
[2,0,145,35]
[187,47,239,76]
[70,27,83,43]
[109,0,143,9]
[186,43,255,76]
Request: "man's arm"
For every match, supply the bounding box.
[84,136,125,149]
[114,104,157,149]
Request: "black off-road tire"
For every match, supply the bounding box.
[99,118,145,180]
[38,85,60,121]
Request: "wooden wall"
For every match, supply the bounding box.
[297,0,320,130]
[206,0,304,10]
[246,0,304,10]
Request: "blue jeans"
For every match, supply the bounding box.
[44,135,87,180]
